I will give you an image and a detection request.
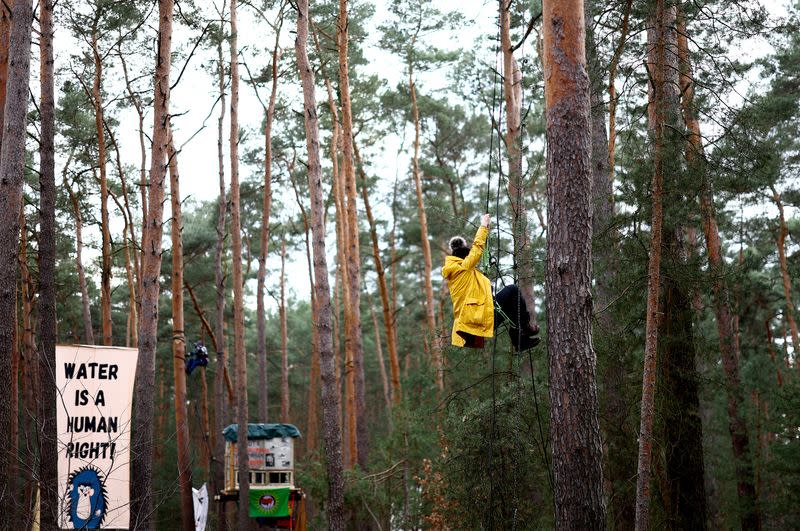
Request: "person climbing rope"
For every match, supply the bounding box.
[442,213,540,351]
[185,340,210,375]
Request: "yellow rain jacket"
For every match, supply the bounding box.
[442,226,494,347]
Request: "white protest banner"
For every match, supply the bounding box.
[192,484,209,531]
[56,345,138,529]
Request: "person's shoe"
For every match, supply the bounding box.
[509,329,541,352]
[518,334,540,352]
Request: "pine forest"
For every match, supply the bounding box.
[0,0,798,529]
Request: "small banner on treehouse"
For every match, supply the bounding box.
[249,487,291,518]
[56,345,138,529]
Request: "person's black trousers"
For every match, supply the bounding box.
[494,284,539,351]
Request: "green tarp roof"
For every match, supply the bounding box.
[223,423,301,442]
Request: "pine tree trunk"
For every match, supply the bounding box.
[316,50,355,468]
[771,189,800,358]
[229,2,251,527]
[290,162,320,452]
[296,1,346,526]
[64,168,95,344]
[0,0,33,510]
[332,265,345,457]
[542,1,607,527]
[213,21,230,527]
[131,1,173,527]
[106,184,137,347]
[355,143,401,404]
[371,305,392,412]
[500,0,536,318]
[169,134,196,531]
[107,127,139,347]
[639,8,710,523]
[323,83,355,468]
[37,0,58,525]
[390,178,400,321]
[280,241,290,422]
[408,56,442,391]
[119,51,148,310]
[679,11,760,528]
[92,28,113,346]
[0,5,9,136]
[337,0,369,469]
[635,3,672,528]
[257,22,281,423]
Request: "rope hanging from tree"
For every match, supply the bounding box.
[481,6,552,526]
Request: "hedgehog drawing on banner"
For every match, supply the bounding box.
[64,465,108,529]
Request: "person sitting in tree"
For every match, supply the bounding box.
[442,213,540,351]
[185,340,210,375]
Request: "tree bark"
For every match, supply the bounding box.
[131,1,173,527]
[355,143,401,404]
[296,1,346,526]
[212,17,230,527]
[678,11,760,528]
[370,305,392,413]
[771,189,800,358]
[0,5,9,140]
[169,133,196,531]
[37,0,58,525]
[408,50,442,391]
[0,0,33,510]
[64,174,94,344]
[106,125,138,347]
[229,1,251,528]
[257,15,281,423]
[635,3,673,528]
[103,179,136,347]
[91,26,113,346]
[337,0,369,470]
[290,159,320,452]
[542,1,607,528]
[315,25,353,468]
[318,64,354,467]
[119,48,148,310]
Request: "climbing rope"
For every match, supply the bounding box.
[480,6,554,525]
[482,9,502,528]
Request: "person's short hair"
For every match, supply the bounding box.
[449,236,470,259]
